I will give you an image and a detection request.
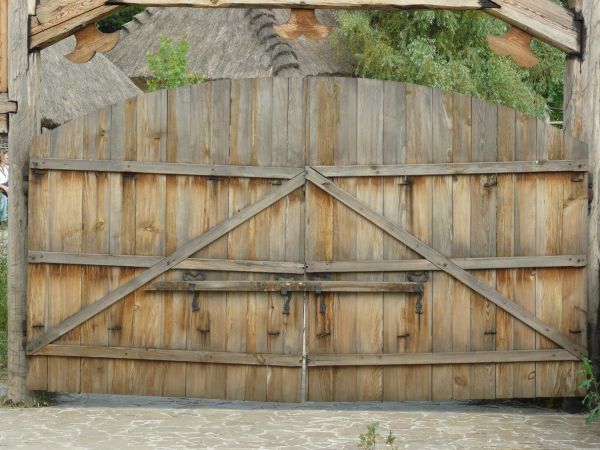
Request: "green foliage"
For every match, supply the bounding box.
[358,423,398,450]
[146,37,205,92]
[577,357,600,424]
[98,7,146,33]
[333,10,566,121]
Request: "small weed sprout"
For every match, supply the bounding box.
[577,357,600,424]
[358,423,399,450]
[146,37,204,92]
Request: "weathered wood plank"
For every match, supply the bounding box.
[26,172,307,355]
[38,345,303,367]
[29,252,306,273]
[30,158,302,179]
[108,0,497,8]
[7,0,39,403]
[305,168,588,359]
[149,280,421,293]
[315,160,587,177]
[308,349,578,366]
[431,88,453,400]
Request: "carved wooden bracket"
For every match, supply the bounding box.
[273,9,332,41]
[487,26,540,69]
[65,24,120,64]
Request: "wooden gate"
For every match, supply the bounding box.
[25,77,589,401]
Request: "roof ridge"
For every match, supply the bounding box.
[245,9,301,76]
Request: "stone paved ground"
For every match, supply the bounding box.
[1,385,600,449]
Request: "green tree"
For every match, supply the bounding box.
[333,10,566,121]
[98,7,145,33]
[146,37,204,92]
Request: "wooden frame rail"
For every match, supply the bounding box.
[146,280,422,293]
[29,0,581,55]
[28,251,587,272]
[316,160,588,177]
[29,158,589,178]
[36,345,577,366]
[30,158,302,179]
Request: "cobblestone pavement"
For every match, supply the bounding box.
[1,386,600,449]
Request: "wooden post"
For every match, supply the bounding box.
[564,0,600,365]
[7,0,41,401]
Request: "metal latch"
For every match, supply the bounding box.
[281,288,293,315]
[407,271,429,315]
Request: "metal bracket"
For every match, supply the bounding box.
[281,288,293,315]
[407,272,429,315]
[182,271,206,282]
[191,292,200,312]
[315,285,326,314]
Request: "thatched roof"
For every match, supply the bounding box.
[106,8,353,82]
[41,38,142,128]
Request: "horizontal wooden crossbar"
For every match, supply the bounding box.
[316,160,589,177]
[33,345,577,367]
[28,251,587,272]
[147,280,422,293]
[29,252,307,273]
[29,158,588,178]
[308,349,579,366]
[35,345,303,367]
[29,158,302,179]
[29,0,581,54]
[307,255,587,272]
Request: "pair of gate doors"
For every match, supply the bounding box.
[25,77,588,402]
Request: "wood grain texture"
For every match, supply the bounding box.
[26,79,588,402]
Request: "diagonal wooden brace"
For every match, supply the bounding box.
[26,170,307,355]
[305,167,587,359]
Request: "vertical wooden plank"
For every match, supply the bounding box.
[562,134,588,395]
[80,107,111,394]
[226,78,253,400]
[243,78,272,402]
[431,88,453,400]
[7,0,39,402]
[186,80,230,399]
[512,111,537,398]
[132,90,167,396]
[495,105,516,399]
[382,81,408,402]
[536,123,568,397]
[281,77,305,403]
[107,97,137,395]
[330,77,358,402]
[306,77,335,401]
[355,78,383,401]
[26,133,50,390]
[0,0,7,93]
[162,86,192,397]
[47,119,84,393]
[469,98,497,399]
[451,92,472,399]
[405,84,433,401]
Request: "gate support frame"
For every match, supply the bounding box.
[6,0,41,402]
[564,0,600,370]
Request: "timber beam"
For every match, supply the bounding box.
[28,0,582,56]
